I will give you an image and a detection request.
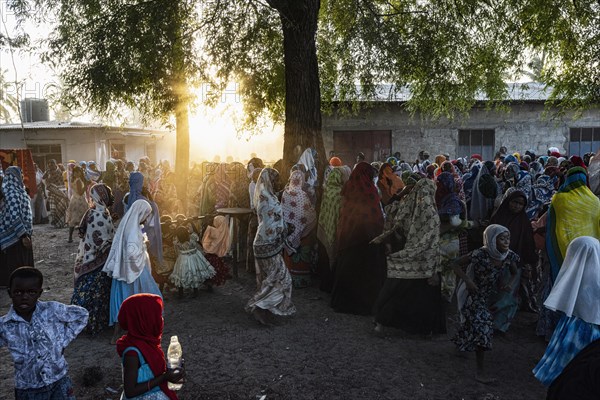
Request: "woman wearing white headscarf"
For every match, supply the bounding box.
[246,168,296,325]
[533,236,600,387]
[103,199,162,343]
[452,224,519,383]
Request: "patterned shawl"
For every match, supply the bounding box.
[253,168,287,258]
[0,167,33,249]
[527,174,557,219]
[336,162,383,252]
[547,167,600,282]
[377,178,441,279]
[74,184,115,283]
[282,170,316,254]
[317,168,344,267]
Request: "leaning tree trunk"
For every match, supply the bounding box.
[270,0,325,184]
[174,97,190,211]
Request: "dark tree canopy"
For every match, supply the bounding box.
[4,0,599,179]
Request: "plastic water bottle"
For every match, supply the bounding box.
[167,335,183,390]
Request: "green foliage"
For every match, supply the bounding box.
[0,70,19,122]
[33,0,202,123]
[6,0,599,127]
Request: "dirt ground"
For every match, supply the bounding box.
[0,224,549,400]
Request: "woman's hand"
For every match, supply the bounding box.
[165,367,185,383]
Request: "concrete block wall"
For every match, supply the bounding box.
[323,102,600,162]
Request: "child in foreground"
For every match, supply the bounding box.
[452,224,519,384]
[117,293,184,399]
[0,267,89,399]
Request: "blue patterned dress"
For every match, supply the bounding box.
[533,315,600,386]
[453,248,519,351]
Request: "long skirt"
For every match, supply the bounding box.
[109,265,162,325]
[330,243,386,316]
[71,269,112,334]
[246,253,296,316]
[374,277,447,335]
[0,240,35,287]
[283,232,316,289]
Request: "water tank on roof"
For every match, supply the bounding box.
[20,98,50,122]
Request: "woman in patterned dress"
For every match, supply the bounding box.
[452,224,519,383]
[246,168,296,325]
[372,177,444,333]
[71,184,115,334]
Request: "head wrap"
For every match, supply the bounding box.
[483,224,510,261]
[544,237,600,325]
[102,199,153,283]
[329,157,342,167]
[116,294,177,400]
[201,215,231,257]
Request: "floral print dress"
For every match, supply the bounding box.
[453,248,519,351]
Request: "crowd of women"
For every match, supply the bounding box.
[1,144,600,398]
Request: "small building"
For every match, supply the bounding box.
[0,120,175,169]
[322,83,600,163]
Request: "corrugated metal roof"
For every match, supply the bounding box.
[0,121,169,137]
[352,82,553,102]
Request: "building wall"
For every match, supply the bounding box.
[0,127,175,168]
[322,102,600,162]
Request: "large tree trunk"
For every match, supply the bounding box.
[174,98,190,211]
[271,0,325,183]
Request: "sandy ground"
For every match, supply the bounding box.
[0,224,549,400]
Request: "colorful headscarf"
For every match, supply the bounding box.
[116,294,177,400]
[546,167,600,282]
[377,162,405,205]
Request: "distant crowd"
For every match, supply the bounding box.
[0,145,599,399]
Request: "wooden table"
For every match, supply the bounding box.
[216,207,253,278]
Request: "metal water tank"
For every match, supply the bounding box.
[20,98,50,122]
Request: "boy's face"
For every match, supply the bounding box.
[9,277,42,319]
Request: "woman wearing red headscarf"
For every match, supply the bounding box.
[331,162,385,315]
[116,294,184,399]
